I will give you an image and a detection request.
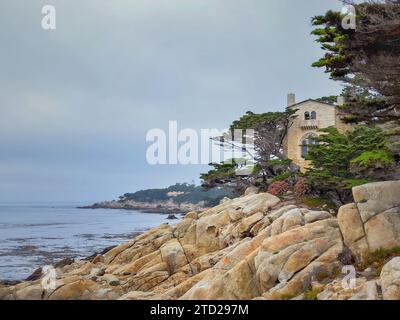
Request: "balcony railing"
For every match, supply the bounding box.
[300,119,318,130]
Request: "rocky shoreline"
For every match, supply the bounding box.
[78,200,209,215]
[1,181,400,300]
[0,231,144,286]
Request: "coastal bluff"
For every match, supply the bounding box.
[1,181,400,300]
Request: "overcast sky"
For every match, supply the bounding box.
[0,0,344,203]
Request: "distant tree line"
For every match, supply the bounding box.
[119,183,236,207]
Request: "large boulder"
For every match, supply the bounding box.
[338,181,400,257]
[260,219,342,300]
[14,283,44,300]
[337,203,368,258]
[48,280,101,300]
[317,278,379,300]
[244,186,259,196]
[353,181,400,223]
[380,257,400,300]
[364,208,400,251]
[160,239,189,274]
[180,205,339,300]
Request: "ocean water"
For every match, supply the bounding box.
[0,203,172,281]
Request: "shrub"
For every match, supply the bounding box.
[350,150,395,167]
[294,178,311,197]
[272,172,294,183]
[304,125,396,206]
[357,246,400,275]
[304,287,323,300]
[267,181,290,196]
[301,196,337,212]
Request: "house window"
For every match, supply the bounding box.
[301,140,308,158]
[304,112,310,120]
[311,111,317,120]
[300,135,319,158]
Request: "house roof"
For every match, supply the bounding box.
[288,99,336,108]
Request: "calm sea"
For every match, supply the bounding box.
[0,203,171,281]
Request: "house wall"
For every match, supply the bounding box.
[285,101,339,171]
[335,108,353,133]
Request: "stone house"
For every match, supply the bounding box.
[283,93,351,171]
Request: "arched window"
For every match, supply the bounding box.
[301,140,308,158]
[300,134,319,158]
[304,112,310,120]
[311,111,317,120]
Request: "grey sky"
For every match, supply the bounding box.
[0,0,343,203]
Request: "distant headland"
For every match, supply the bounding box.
[79,183,235,214]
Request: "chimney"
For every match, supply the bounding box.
[287,93,296,107]
[337,96,345,106]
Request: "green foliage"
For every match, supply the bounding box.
[119,183,235,207]
[301,196,336,212]
[311,2,400,124]
[351,150,395,167]
[304,287,324,301]
[201,107,298,193]
[251,163,263,176]
[357,246,400,274]
[272,172,294,183]
[342,178,371,189]
[200,159,252,193]
[311,10,353,79]
[305,125,394,190]
[200,161,238,182]
[315,96,338,104]
[230,110,291,131]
